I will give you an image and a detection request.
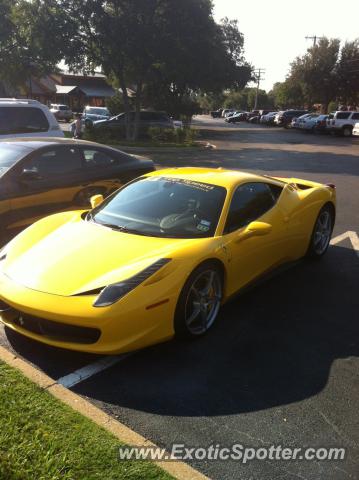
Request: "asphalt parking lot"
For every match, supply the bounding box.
[1,116,359,480]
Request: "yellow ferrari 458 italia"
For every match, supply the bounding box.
[0,168,336,354]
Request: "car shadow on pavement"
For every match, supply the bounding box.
[72,243,359,417]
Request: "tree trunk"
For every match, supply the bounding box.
[132,80,143,141]
[118,70,132,141]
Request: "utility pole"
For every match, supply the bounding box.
[305,35,324,47]
[253,68,265,110]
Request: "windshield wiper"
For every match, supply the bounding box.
[89,217,152,236]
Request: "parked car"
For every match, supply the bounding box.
[353,122,359,137]
[274,110,308,127]
[0,168,336,354]
[246,110,260,121]
[221,109,235,118]
[0,138,154,243]
[299,114,320,131]
[0,99,63,139]
[93,111,173,136]
[82,106,111,127]
[50,104,73,122]
[313,115,329,134]
[291,113,312,129]
[326,111,359,137]
[260,111,277,125]
[258,110,274,117]
[210,109,222,118]
[248,115,261,124]
[226,112,248,123]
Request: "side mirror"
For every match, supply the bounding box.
[20,168,42,181]
[236,221,272,243]
[90,194,104,209]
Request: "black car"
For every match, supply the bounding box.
[0,138,154,243]
[276,110,309,127]
[210,109,223,118]
[226,112,248,123]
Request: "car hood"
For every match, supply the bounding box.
[3,213,194,296]
[91,117,109,123]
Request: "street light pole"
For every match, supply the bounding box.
[253,68,265,110]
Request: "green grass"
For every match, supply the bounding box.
[0,362,172,480]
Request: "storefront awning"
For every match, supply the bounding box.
[55,85,79,94]
[78,85,115,98]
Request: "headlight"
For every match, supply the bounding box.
[93,258,171,307]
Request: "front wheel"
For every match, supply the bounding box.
[306,205,334,259]
[174,263,223,339]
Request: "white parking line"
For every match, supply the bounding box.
[330,230,359,257]
[57,353,132,388]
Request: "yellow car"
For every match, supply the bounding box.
[0,168,336,354]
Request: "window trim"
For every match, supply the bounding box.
[223,181,283,235]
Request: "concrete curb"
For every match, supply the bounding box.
[0,345,209,480]
[110,142,216,153]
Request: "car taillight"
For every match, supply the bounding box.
[326,183,336,189]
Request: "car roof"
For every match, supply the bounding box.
[144,167,281,189]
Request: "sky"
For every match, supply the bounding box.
[212,0,359,92]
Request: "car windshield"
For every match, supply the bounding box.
[89,176,227,238]
[0,144,27,175]
[86,108,109,116]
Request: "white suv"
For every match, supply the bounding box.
[0,99,64,139]
[326,111,359,137]
[50,104,73,122]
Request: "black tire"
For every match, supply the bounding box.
[342,126,352,137]
[306,204,334,259]
[174,262,223,339]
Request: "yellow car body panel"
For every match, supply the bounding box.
[0,168,336,354]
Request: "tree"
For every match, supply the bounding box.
[269,81,304,109]
[63,0,252,139]
[288,38,340,111]
[0,0,78,91]
[335,40,359,107]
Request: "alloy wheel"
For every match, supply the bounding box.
[184,269,222,335]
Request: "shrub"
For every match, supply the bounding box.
[148,127,198,144]
[148,127,176,143]
[184,127,198,144]
[83,123,126,143]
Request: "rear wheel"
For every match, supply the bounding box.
[306,205,334,258]
[174,263,223,339]
[342,126,352,137]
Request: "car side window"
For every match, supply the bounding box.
[224,182,282,234]
[336,112,350,120]
[25,147,82,176]
[0,107,49,135]
[82,149,119,167]
[351,113,359,120]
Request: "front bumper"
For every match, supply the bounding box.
[0,270,177,354]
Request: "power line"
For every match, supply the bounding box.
[305,35,325,47]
